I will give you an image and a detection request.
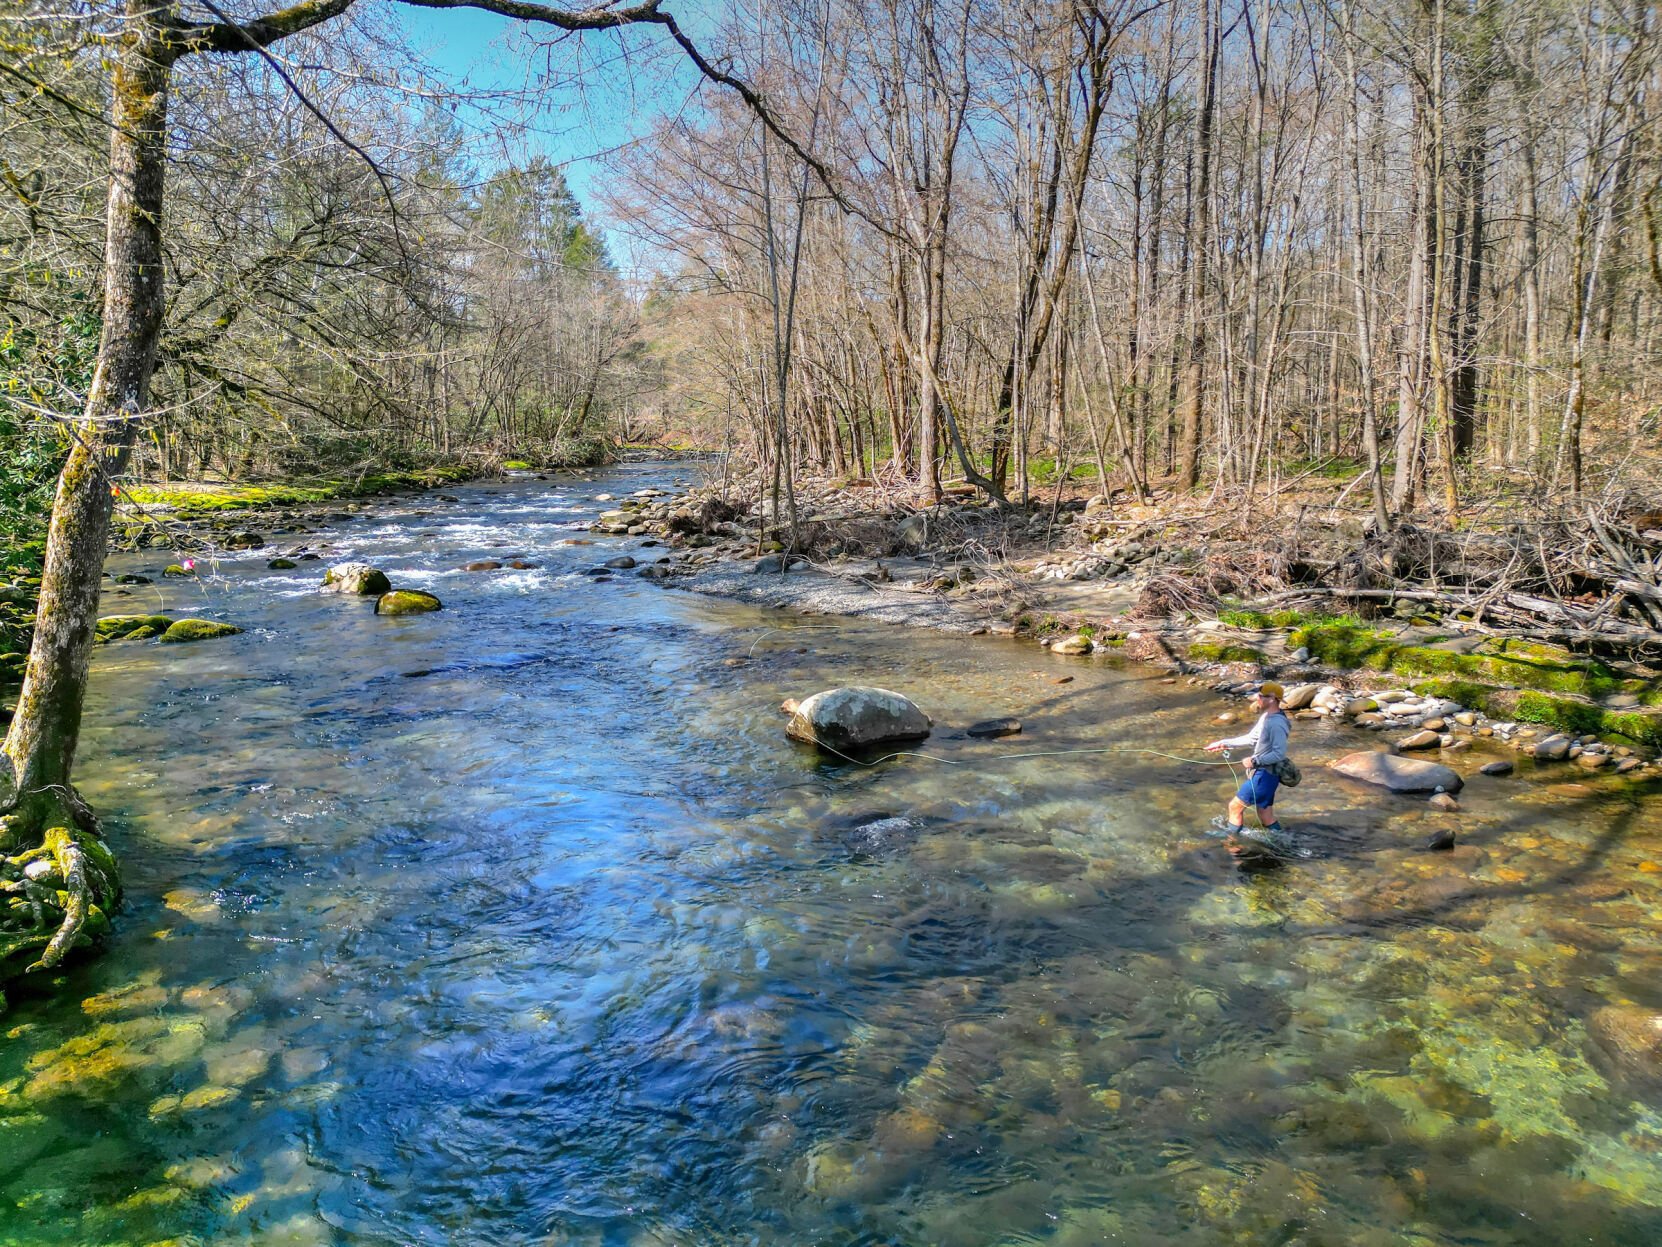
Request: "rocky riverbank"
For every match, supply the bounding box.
[579,476,1662,789]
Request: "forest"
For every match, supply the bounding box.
[4,4,1662,1244]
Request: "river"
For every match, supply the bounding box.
[2,461,1660,1245]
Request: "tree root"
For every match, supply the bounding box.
[1,817,121,986]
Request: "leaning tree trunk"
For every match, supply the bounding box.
[0,17,172,991]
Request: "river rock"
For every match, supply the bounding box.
[1050,634,1092,655]
[605,556,638,569]
[159,619,242,643]
[322,563,390,596]
[267,558,298,570]
[1480,759,1514,776]
[1428,792,1459,812]
[1576,751,1613,770]
[965,718,1022,739]
[375,590,442,616]
[1397,730,1441,751]
[1280,683,1320,711]
[462,560,502,572]
[1425,827,1457,850]
[1344,697,1379,717]
[785,687,932,751]
[1587,1005,1662,1098]
[223,531,264,550]
[1329,750,1464,793]
[1534,734,1573,761]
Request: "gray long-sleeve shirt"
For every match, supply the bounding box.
[1218,711,1290,767]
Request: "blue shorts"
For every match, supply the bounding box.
[1236,767,1281,809]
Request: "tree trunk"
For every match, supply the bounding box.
[1176,0,1217,491]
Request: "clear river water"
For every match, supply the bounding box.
[3,462,1662,1246]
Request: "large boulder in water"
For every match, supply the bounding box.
[321,562,390,596]
[786,687,932,751]
[1329,750,1463,793]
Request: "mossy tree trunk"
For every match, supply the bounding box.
[0,4,179,986]
[0,0,758,998]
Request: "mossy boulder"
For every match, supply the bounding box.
[1293,624,1627,697]
[97,614,174,642]
[161,564,194,577]
[267,558,298,570]
[159,619,242,644]
[1411,678,1662,747]
[375,590,443,617]
[321,563,390,596]
[1186,640,1267,665]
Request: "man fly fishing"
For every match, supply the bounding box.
[1204,681,1295,858]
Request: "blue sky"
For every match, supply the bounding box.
[390,2,715,275]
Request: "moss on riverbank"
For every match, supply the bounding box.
[125,464,481,518]
[1290,624,1625,697]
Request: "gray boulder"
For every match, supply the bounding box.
[1329,750,1464,793]
[786,687,932,751]
[1533,734,1573,761]
[322,563,391,596]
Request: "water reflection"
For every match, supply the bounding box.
[1,465,1660,1245]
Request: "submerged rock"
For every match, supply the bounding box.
[375,590,443,616]
[223,531,264,550]
[267,558,298,570]
[1328,750,1463,793]
[966,718,1022,739]
[785,686,932,751]
[321,563,390,596]
[1587,1005,1662,1098]
[97,614,174,641]
[159,619,242,643]
[461,560,502,572]
[1480,759,1514,776]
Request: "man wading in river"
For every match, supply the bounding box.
[1204,683,1293,858]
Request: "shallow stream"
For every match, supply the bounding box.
[3,462,1661,1245]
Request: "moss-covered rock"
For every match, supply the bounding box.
[375,590,442,616]
[267,558,298,570]
[1293,624,1628,697]
[161,564,194,577]
[1410,677,1662,746]
[96,614,174,641]
[158,619,242,644]
[321,563,390,596]
[1186,640,1267,665]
